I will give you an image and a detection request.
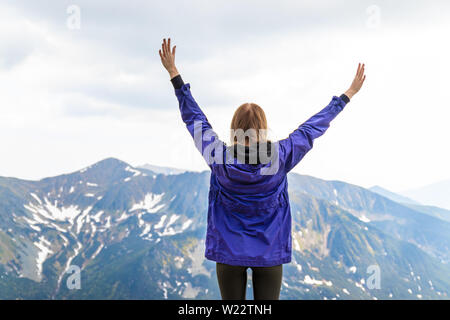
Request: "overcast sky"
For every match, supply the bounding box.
[0,0,449,192]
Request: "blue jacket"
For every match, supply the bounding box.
[174,80,348,267]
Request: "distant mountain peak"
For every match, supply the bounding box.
[369,185,420,205]
[91,157,129,168]
[77,157,131,173]
[400,179,450,211]
[138,163,189,175]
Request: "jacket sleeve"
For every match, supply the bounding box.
[174,80,224,169]
[278,95,348,173]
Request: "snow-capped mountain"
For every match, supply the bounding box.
[0,158,449,299]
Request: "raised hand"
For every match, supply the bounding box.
[345,63,366,99]
[159,37,179,79]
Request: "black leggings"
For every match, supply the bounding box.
[216,262,283,300]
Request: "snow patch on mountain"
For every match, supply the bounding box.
[154,215,167,229]
[99,216,111,232]
[187,240,211,278]
[182,282,201,299]
[91,210,104,223]
[140,224,152,237]
[151,213,192,237]
[76,206,93,234]
[91,243,104,260]
[347,266,357,274]
[30,193,42,205]
[174,256,185,269]
[166,214,180,228]
[130,193,165,213]
[21,216,42,232]
[34,236,53,280]
[293,238,301,251]
[304,275,332,287]
[125,166,142,177]
[333,188,339,205]
[24,196,81,222]
[181,219,193,231]
[359,215,371,223]
[117,211,129,222]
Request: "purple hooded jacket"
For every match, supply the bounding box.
[173,75,349,267]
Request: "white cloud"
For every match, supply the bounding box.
[0,1,449,193]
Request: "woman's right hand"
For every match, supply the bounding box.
[345,63,366,99]
[159,37,179,79]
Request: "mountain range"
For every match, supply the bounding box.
[0,158,449,299]
[399,179,450,211]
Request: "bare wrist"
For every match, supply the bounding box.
[168,67,179,79]
[344,89,356,99]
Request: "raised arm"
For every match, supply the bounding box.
[159,38,223,168]
[279,63,366,173]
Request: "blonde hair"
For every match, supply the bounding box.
[230,102,268,146]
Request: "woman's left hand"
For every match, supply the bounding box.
[345,63,366,99]
[159,37,179,79]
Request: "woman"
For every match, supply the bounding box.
[159,38,366,300]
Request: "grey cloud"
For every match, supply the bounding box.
[6,0,448,65]
[0,44,31,70]
[3,1,373,60]
[4,0,449,116]
[0,32,40,70]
